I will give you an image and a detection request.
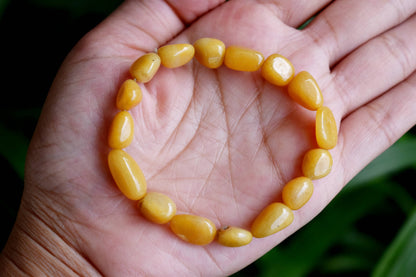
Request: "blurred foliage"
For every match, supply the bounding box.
[0,0,10,17]
[373,206,416,277]
[27,0,123,16]
[1,1,416,276]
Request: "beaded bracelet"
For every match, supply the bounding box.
[107,38,337,247]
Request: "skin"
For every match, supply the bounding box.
[1,0,416,275]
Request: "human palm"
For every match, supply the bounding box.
[5,0,416,276]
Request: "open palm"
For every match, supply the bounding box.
[4,0,415,276]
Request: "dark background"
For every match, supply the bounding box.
[1,1,416,276]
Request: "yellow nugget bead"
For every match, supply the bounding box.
[193,38,225,69]
[138,192,176,224]
[251,202,293,238]
[108,111,134,149]
[217,226,252,247]
[287,71,323,110]
[108,149,147,200]
[130,53,161,83]
[302,148,333,179]
[170,214,216,245]
[116,79,142,110]
[224,46,264,72]
[261,54,295,86]
[282,177,314,210]
[316,106,338,149]
[157,43,195,68]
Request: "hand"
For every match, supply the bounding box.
[1,0,415,275]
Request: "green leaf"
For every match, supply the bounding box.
[373,182,415,215]
[319,253,375,274]
[0,0,10,18]
[372,206,416,277]
[298,16,315,30]
[338,229,385,258]
[349,136,416,187]
[0,123,29,180]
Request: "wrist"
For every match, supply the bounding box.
[0,192,100,276]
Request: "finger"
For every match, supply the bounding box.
[304,0,416,66]
[248,0,331,28]
[79,0,224,53]
[184,0,331,56]
[338,71,416,185]
[329,13,416,117]
[164,0,225,23]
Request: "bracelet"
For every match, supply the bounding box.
[107,38,337,247]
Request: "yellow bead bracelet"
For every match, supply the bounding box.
[107,38,338,247]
